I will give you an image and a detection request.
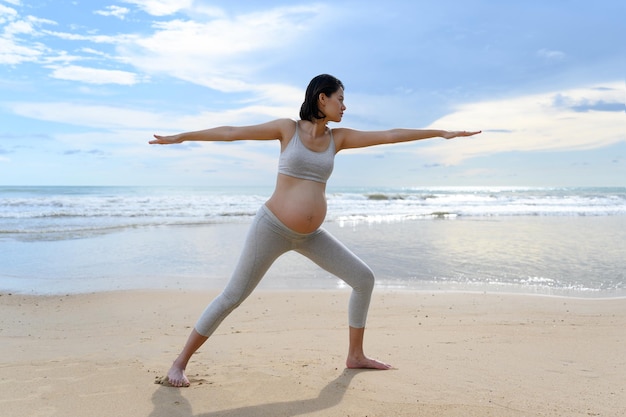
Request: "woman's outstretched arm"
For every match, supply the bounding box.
[335,128,481,151]
[149,118,294,145]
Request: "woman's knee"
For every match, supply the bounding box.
[220,286,250,311]
[353,265,375,294]
[194,290,246,337]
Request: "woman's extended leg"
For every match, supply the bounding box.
[298,229,392,370]
[166,208,291,386]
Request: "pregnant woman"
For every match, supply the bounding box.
[150,74,481,387]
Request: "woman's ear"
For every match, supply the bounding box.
[318,93,328,106]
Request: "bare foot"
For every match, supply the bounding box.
[346,356,393,370]
[167,365,190,387]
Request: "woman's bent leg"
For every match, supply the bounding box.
[299,229,375,328]
[299,229,391,370]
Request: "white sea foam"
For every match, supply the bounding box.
[1,186,625,238]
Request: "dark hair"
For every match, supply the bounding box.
[299,74,344,121]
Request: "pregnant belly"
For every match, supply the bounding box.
[266,178,327,233]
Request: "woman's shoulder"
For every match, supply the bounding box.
[326,126,353,142]
[275,117,298,126]
[269,118,298,142]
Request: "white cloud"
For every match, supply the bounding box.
[79,47,110,57]
[1,3,321,102]
[41,29,127,44]
[0,36,44,64]
[0,3,18,23]
[417,81,624,165]
[48,65,142,85]
[0,11,54,64]
[95,5,130,20]
[6,96,298,133]
[176,103,298,129]
[122,5,325,93]
[3,17,33,36]
[8,101,167,129]
[122,0,194,16]
[3,15,56,36]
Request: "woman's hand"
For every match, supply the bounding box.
[442,130,482,140]
[149,134,184,145]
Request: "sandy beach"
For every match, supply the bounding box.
[1,289,624,416]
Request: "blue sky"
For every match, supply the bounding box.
[1,0,624,187]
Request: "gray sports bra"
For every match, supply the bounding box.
[277,121,335,184]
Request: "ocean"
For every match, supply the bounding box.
[1,185,625,297]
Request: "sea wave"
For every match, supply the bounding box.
[1,186,625,238]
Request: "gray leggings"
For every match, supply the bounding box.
[194,205,375,337]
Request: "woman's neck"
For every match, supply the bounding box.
[301,119,328,138]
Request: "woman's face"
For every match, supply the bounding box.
[321,88,346,122]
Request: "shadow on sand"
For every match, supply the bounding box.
[150,368,371,417]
